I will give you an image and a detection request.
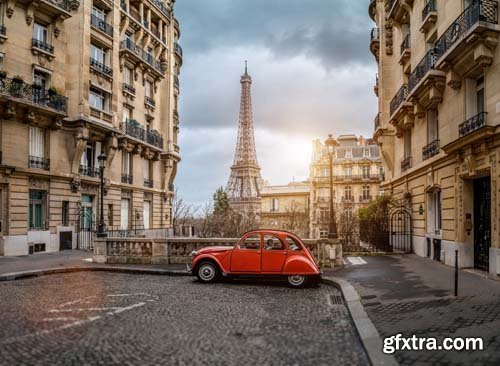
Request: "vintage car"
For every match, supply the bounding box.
[189,230,321,288]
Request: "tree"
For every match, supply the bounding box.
[285,200,309,237]
[213,187,231,214]
[172,188,195,228]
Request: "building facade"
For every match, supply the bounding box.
[309,135,384,239]
[0,0,181,255]
[370,0,500,274]
[259,182,310,238]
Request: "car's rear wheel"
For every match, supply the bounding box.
[196,261,220,283]
[287,275,307,288]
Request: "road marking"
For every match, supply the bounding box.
[82,258,93,262]
[57,296,95,308]
[112,302,146,314]
[346,257,367,266]
[50,307,126,313]
[41,317,80,322]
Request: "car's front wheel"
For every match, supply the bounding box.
[287,275,308,288]
[196,261,220,283]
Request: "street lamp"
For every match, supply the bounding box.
[97,152,108,238]
[325,134,338,239]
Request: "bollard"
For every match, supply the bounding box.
[454,250,458,297]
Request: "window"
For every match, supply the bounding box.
[362,185,370,199]
[319,209,329,222]
[345,148,352,158]
[433,190,442,234]
[29,190,47,230]
[33,22,48,43]
[362,166,370,178]
[404,129,412,158]
[122,106,131,122]
[427,109,439,143]
[145,80,153,98]
[89,87,107,110]
[345,186,352,200]
[90,44,105,64]
[285,236,302,251]
[379,166,385,178]
[363,148,370,158]
[122,151,132,176]
[143,200,151,229]
[239,234,260,250]
[33,69,50,90]
[263,235,284,250]
[120,198,130,229]
[81,141,101,170]
[476,76,484,114]
[92,6,105,21]
[344,167,352,178]
[123,66,132,85]
[321,167,328,177]
[29,126,45,158]
[62,201,69,226]
[271,198,279,212]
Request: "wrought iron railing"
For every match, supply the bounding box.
[122,83,136,95]
[359,195,373,202]
[46,0,73,12]
[79,164,101,178]
[32,38,54,54]
[91,15,113,37]
[342,196,355,203]
[0,77,68,113]
[370,27,380,41]
[121,174,133,184]
[90,58,113,77]
[174,42,183,56]
[401,156,412,172]
[120,119,164,149]
[174,75,179,89]
[459,112,487,137]
[422,139,440,160]
[146,129,164,148]
[29,156,50,170]
[120,38,164,74]
[400,33,410,55]
[145,96,156,107]
[390,84,408,116]
[144,178,153,188]
[422,0,437,20]
[435,0,498,61]
[0,25,5,36]
[408,49,436,93]
[374,113,381,130]
[150,0,170,17]
[120,0,127,11]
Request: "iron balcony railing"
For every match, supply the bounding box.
[120,0,127,11]
[390,84,408,116]
[121,174,133,184]
[422,0,437,20]
[459,112,487,137]
[422,139,440,160]
[370,27,380,41]
[174,75,179,89]
[122,83,136,95]
[342,196,355,203]
[401,156,412,172]
[120,119,164,149]
[32,38,54,54]
[408,49,436,94]
[151,0,170,17]
[0,25,5,36]
[174,42,183,56]
[0,77,68,113]
[359,195,373,202]
[45,0,73,12]
[400,33,410,55]
[120,38,164,74]
[144,178,153,188]
[90,58,113,77]
[145,96,156,107]
[374,113,381,130]
[29,156,50,170]
[146,129,164,148]
[91,15,113,37]
[79,164,101,178]
[435,0,498,61]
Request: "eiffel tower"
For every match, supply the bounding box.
[225,61,263,214]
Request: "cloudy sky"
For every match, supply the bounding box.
[174,0,377,206]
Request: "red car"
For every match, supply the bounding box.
[190,230,321,288]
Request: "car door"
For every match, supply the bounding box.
[230,233,262,272]
[261,234,287,272]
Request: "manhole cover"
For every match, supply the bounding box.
[330,295,344,305]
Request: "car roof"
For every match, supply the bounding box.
[242,229,300,238]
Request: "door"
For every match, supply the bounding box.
[262,234,287,272]
[473,177,490,271]
[230,233,261,272]
[59,231,72,250]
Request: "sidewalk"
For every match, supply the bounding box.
[0,250,188,279]
[337,255,500,365]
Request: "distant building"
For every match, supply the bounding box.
[260,182,310,238]
[309,135,384,239]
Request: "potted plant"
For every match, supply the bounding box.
[12,75,24,84]
[9,75,24,97]
[0,70,7,79]
[48,86,58,96]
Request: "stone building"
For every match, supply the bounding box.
[309,135,384,239]
[0,0,181,255]
[370,0,500,274]
[259,182,310,238]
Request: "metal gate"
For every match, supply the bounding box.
[473,177,491,271]
[390,207,412,253]
[76,204,96,250]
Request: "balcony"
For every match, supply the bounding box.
[145,96,156,108]
[0,25,6,42]
[29,156,50,170]
[359,195,373,203]
[121,174,133,184]
[374,73,379,96]
[341,196,354,203]
[387,0,413,24]
[369,0,377,21]
[32,38,54,59]
[150,0,171,18]
[421,0,437,33]
[147,129,164,148]
[18,0,73,19]
[90,107,113,123]
[407,49,445,108]
[444,112,496,153]
[122,83,136,96]
[144,178,153,188]
[120,119,164,150]
[390,84,409,117]
[174,42,183,60]
[120,38,165,77]
[400,33,411,65]
[0,77,68,115]
[434,0,499,79]
[422,139,440,160]
[374,113,380,130]
[389,84,414,129]
[174,75,179,90]
[401,156,412,172]
[79,165,100,178]
[370,28,380,62]
[90,58,113,78]
[460,112,487,138]
[91,15,113,38]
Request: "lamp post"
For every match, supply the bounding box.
[97,152,108,238]
[325,134,338,239]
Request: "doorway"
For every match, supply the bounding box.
[473,177,491,271]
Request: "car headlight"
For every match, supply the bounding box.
[190,250,198,257]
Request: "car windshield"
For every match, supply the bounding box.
[285,236,302,251]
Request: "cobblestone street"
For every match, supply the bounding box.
[0,273,369,366]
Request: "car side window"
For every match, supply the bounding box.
[285,237,302,251]
[263,235,284,250]
[239,234,261,250]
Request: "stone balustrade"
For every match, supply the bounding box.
[93,237,343,268]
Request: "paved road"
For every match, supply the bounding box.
[338,255,500,366]
[0,273,369,366]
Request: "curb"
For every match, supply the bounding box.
[322,276,398,366]
[0,266,192,282]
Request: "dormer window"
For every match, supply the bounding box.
[345,148,352,158]
[363,148,370,157]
